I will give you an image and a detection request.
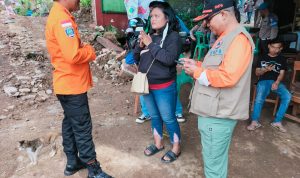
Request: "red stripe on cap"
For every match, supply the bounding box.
[193,14,209,22]
[203,9,212,13]
[215,4,224,9]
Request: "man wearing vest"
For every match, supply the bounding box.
[182,0,254,177]
[45,0,111,178]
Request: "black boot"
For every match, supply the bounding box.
[87,161,112,178]
[64,160,86,176]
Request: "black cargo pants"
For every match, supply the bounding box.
[57,93,96,165]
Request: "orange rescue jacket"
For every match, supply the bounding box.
[45,2,96,95]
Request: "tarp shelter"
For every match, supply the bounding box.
[94,0,128,30]
[124,0,156,20]
[94,0,159,30]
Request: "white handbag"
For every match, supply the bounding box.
[130,59,155,95]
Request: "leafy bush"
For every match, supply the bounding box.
[80,0,91,8]
[175,2,204,29]
[14,0,52,16]
[33,0,52,16]
[14,0,31,16]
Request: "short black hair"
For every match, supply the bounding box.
[268,38,283,46]
[149,1,180,34]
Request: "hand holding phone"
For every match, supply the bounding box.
[175,60,185,65]
[265,64,275,72]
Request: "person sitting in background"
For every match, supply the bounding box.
[134,1,182,163]
[247,39,291,133]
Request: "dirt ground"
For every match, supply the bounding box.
[0,12,299,178]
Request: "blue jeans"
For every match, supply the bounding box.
[251,80,291,123]
[139,95,149,117]
[140,92,183,117]
[175,96,183,116]
[143,82,181,144]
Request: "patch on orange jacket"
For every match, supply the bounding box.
[65,27,75,37]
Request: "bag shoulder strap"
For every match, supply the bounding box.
[146,58,155,74]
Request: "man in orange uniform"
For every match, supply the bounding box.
[182,0,254,177]
[45,0,112,177]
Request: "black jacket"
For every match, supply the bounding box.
[134,31,182,84]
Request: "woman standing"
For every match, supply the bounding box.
[134,1,182,163]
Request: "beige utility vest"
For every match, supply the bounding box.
[190,26,255,120]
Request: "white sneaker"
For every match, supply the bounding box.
[176,114,186,123]
[136,114,151,124]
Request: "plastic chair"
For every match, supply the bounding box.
[285,61,300,123]
[206,33,211,48]
[176,69,194,93]
[193,31,209,61]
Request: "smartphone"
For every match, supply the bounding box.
[175,60,184,65]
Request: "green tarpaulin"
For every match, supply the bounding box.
[102,0,126,13]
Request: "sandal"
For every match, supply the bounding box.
[247,122,262,131]
[144,144,164,157]
[161,150,181,163]
[270,122,287,133]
